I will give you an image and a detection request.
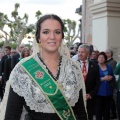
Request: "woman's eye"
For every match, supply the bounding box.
[43,31,49,34]
[56,31,61,34]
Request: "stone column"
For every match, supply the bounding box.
[90,0,120,61]
[82,0,93,44]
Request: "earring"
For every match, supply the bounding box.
[38,42,42,47]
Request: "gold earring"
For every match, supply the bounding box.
[38,42,42,47]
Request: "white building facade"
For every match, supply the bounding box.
[82,0,120,61]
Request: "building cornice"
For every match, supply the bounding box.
[90,0,120,19]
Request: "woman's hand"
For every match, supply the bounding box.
[101,75,112,81]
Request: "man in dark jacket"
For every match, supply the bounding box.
[11,44,24,69]
[78,44,100,120]
[0,46,11,100]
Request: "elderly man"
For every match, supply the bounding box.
[78,44,100,120]
[105,49,117,71]
[105,49,117,119]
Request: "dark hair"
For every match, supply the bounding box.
[97,52,107,62]
[35,14,64,43]
[5,46,11,50]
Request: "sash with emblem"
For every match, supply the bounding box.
[21,58,76,120]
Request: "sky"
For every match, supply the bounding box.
[0,0,82,24]
[0,0,82,44]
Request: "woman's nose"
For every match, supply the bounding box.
[50,32,55,39]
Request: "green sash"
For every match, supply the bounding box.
[21,58,76,120]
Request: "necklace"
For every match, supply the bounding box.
[40,53,60,69]
[43,59,58,68]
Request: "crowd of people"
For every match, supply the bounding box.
[71,43,120,120]
[0,45,32,100]
[0,14,119,120]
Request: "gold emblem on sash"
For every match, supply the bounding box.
[49,86,53,89]
[63,109,71,120]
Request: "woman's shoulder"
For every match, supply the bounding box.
[62,55,80,67]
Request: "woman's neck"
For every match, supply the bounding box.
[40,50,60,76]
[98,63,107,70]
[41,51,60,61]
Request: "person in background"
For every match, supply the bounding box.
[96,52,115,120]
[0,51,4,61]
[105,49,117,71]
[90,50,98,64]
[72,43,83,61]
[114,63,120,120]
[105,49,117,119]
[4,49,17,82]
[19,47,30,60]
[11,44,25,69]
[0,46,11,100]
[78,44,100,120]
[1,14,87,120]
[0,50,4,101]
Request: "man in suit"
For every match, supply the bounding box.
[105,49,117,119]
[0,46,11,100]
[11,44,25,69]
[4,49,17,82]
[0,51,4,101]
[78,44,100,120]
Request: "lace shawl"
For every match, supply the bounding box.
[8,55,85,113]
[0,55,86,120]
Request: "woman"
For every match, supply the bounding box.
[1,14,87,120]
[19,47,30,60]
[114,63,120,120]
[96,52,115,120]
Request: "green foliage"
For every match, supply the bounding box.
[11,11,18,18]
[15,3,20,8]
[0,3,81,48]
[0,41,4,48]
[63,18,81,48]
[35,10,42,19]
[8,42,17,49]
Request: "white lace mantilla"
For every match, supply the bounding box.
[9,55,84,113]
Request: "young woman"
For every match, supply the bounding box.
[0,14,87,120]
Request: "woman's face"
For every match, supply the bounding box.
[39,19,62,53]
[98,55,106,64]
[24,49,29,57]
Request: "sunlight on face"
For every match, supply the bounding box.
[39,19,62,53]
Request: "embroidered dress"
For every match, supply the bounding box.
[0,54,87,120]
